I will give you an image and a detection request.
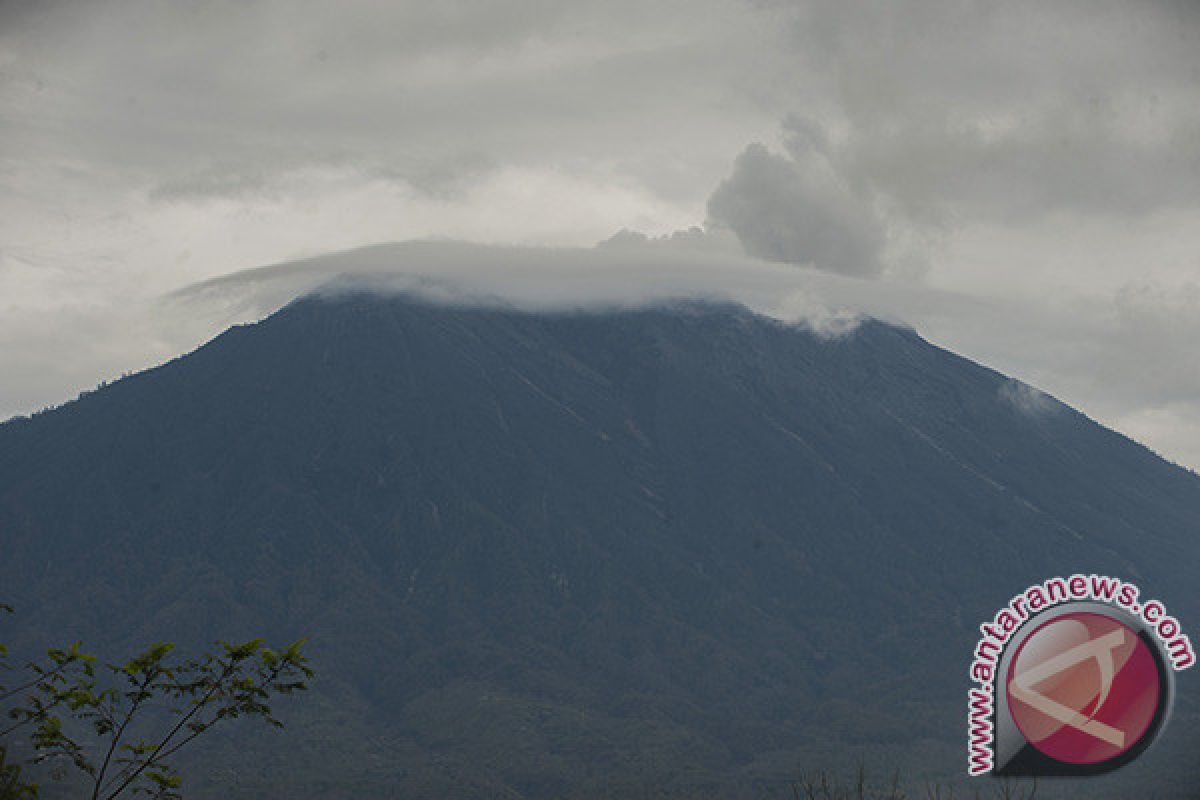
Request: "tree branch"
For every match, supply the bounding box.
[91,673,152,800]
[99,661,235,800]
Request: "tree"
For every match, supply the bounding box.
[1,604,311,799]
[790,767,1041,800]
[0,603,36,800]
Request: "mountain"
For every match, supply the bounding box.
[2,291,1198,798]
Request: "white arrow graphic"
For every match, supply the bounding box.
[1008,627,1127,749]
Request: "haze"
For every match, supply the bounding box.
[3,0,1200,468]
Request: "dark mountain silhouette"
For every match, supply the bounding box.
[2,292,1198,798]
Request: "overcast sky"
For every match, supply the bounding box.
[3,0,1200,468]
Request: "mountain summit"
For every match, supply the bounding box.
[2,293,1198,798]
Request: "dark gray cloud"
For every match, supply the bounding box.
[774,1,1200,225]
[706,141,886,276]
[699,1,1200,277]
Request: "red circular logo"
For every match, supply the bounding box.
[1006,611,1161,765]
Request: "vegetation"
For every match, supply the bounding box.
[0,604,311,800]
[790,768,1039,800]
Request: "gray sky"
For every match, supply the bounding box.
[3,0,1200,469]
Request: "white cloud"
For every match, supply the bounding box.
[999,380,1061,418]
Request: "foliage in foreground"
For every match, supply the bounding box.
[0,603,311,800]
[791,768,1040,800]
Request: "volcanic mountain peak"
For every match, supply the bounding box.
[2,291,1197,798]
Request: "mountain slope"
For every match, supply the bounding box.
[2,293,1198,797]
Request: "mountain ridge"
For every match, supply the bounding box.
[2,291,1198,798]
